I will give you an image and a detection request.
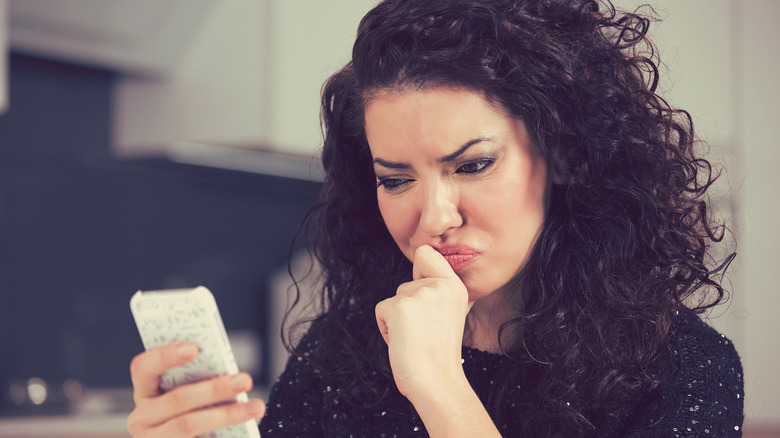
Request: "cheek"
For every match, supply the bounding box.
[469,172,546,240]
[472,175,531,210]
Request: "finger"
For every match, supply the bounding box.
[150,399,265,438]
[394,277,438,298]
[130,343,199,400]
[412,245,458,281]
[375,300,391,345]
[140,372,254,426]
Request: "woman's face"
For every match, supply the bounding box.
[364,87,548,306]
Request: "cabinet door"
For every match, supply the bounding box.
[114,0,376,159]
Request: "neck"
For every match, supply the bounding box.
[463,289,519,353]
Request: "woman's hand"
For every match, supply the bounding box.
[375,245,472,401]
[375,245,501,437]
[126,343,265,438]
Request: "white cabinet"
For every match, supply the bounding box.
[113,0,376,159]
[8,0,211,77]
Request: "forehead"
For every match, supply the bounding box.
[363,87,513,153]
[363,86,502,115]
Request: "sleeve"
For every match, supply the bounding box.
[258,328,325,437]
[623,317,745,437]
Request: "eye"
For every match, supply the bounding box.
[376,177,413,191]
[456,159,495,175]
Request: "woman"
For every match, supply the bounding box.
[128,0,744,436]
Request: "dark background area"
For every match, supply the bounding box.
[0,54,320,392]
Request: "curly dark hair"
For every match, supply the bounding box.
[287,0,734,434]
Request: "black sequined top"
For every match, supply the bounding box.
[259,312,744,437]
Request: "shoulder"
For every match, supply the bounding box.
[259,323,325,436]
[622,311,745,437]
[271,321,324,389]
[670,311,743,391]
[670,311,744,412]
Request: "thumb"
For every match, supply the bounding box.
[412,245,458,281]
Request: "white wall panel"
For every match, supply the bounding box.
[740,0,780,425]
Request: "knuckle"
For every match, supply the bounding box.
[395,281,415,296]
[376,296,392,313]
[414,284,438,300]
[230,402,246,421]
[129,353,145,378]
[395,295,416,311]
[168,387,190,411]
[126,410,143,436]
[419,283,437,294]
[216,375,232,396]
[174,414,198,436]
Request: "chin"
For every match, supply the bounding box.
[461,281,494,303]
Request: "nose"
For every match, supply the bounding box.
[419,180,463,236]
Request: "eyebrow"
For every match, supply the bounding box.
[373,137,495,169]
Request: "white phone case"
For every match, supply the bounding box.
[130,286,261,438]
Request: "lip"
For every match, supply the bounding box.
[430,243,482,272]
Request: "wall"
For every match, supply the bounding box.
[620,0,780,428]
[739,0,780,428]
[0,53,319,407]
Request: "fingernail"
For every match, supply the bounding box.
[243,400,264,417]
[176,344,198,358]
[231,374,251,391]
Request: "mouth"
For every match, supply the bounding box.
[431,244,481,272]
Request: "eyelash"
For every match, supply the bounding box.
[456,158,495,175]
[375,177,411,191]
[375,158,496,191]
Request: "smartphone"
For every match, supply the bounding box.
[130,286,261,438]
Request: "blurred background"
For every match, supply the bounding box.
[0,0,777,437]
